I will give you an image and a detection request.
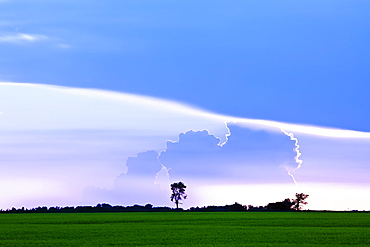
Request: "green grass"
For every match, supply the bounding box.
[0,212,369,246]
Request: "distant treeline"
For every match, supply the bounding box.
[1,204,171,213]
[0,195,318,213]
[1,202,255,213]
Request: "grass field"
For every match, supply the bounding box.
[0,212,369,246]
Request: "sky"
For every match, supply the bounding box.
[0,1,370,210]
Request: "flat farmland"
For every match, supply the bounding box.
[0,212,369,246]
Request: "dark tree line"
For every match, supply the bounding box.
[0,202,250,214]
[0,204,174,213]
[168,181,309,212]
[258,193,310,211]
[1,180,308,213]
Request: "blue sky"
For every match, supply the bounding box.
[1,1,370,210]
[1,0,370,130]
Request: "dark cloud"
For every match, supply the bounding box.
[123,150,161,177]
[159,124,298,183]
[84,124,299,206]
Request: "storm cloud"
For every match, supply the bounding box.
[159,125,298,183]
[1,83,370,210]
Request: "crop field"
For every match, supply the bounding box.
[0,212,369,246]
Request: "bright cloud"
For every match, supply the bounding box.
[2,82,370,138]
[0,33,48,44]
[0,82,369,211]
[0,33,70,49]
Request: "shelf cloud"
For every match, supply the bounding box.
[0,82,369,210]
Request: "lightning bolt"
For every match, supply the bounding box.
[281,129,303,186]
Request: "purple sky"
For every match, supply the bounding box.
[0,83,369,210]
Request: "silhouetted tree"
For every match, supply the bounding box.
[293,193,309,210]
[170,181,187,209]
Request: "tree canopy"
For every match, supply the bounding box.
[170,181,187,209]
[292,193,309,210]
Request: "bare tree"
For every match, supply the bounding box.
[170,181,187,209]
[292,193,309,210]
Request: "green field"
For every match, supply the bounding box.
[0,212,369,246]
